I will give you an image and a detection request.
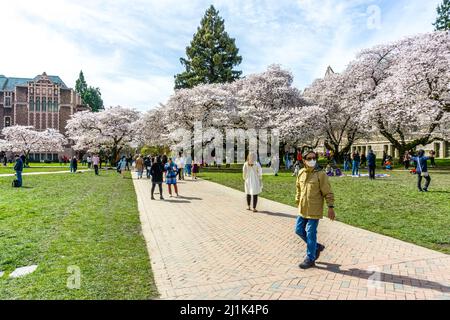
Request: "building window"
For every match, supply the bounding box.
[5,97,11,107]
[54,89,58,96]
[36,98,40,111]
[54,101,58,112]
[37,88,40,94]
[48,88,52,95]
[29,99,34,111]
[4,117,11,127]
[42,97,46,111]
[30,88,34,94]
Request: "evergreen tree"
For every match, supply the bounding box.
[75,70,88,96]
[83,87,104,112]
[174,5,242,89]
[433,0,450,31]
[75,71,104,112]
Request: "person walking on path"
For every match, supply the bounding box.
[14,154,24,187]
[176,153,185,180]
[70,156,78,173]
[192,162,199,180]
[351,152,360,176]
[92,154,100,175]
[410,150,431,192]
[295,150,335,269]
[185,155,192,177]
[164,158,179,197]
[135,154,144,179]
[243,152,263,212]
[367,149,376,180]
[150,156,165,200]
[118,155,127,178]
[144,156,152,179]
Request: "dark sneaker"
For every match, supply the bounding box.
[316,244,325,261]
[160,196,164,200]
[418,189,423,192]
[423,188,428,192]
[299,258,315,269]
[151,196,155,200]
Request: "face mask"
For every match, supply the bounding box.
[306,160,316,168]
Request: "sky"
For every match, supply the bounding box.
[1,0,441,111]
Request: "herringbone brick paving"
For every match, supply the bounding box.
[132,175,450,300]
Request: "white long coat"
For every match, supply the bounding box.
[243,162,263,195]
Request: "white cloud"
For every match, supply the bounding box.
[1,0,442,111]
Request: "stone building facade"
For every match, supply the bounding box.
[0,72,88,161]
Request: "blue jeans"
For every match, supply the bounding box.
[352,161,360,175]
[295,216,320,261]
[16,171,22,187]
[185,164,192,175]
[344,160,350,171]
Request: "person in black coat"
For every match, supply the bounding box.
[144,156,152,179]
[70,156,78,173]
[150,157,164,200]
[367,149,376,180]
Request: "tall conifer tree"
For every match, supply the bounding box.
[174,5,242,89]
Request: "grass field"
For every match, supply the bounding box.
[0,170,157,299]
[199,170,450,254]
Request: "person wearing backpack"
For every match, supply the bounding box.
[14,154,24,187]
[295,150,335,269]
[409,150,431,192]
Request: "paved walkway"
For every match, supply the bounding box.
[133,176,450,300]
[0,170,90,177]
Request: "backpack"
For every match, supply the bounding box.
[12,179,20,187]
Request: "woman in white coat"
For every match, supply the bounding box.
[243,152,263,212]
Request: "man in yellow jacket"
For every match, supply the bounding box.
[295,150,336,269]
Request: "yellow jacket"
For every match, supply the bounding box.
[295,167,334,219]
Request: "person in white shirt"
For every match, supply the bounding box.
[92,154,100,175]
[243,152,263,212]
[176,153,185,180]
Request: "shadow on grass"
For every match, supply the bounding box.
[315,262,450,294]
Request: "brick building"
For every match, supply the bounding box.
[0,72,89,161]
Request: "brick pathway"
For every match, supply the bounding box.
[133,176,450,300]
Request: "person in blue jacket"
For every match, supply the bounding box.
[409,150,431,192]
[14,154,24,187]
[367,149,376,180]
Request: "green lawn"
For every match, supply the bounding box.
[0,170,158,299]
[0,166,72,174]
[199,170,450,254]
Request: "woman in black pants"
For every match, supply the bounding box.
[150,157,165,200]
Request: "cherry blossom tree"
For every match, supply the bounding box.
[66,106,141,165]
[303,71,368,161]
[357,31,450,157]
[1,125,66,164]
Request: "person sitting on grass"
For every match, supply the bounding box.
[325,163,334,176]
[384,158,392,171]
[295,150,335,269]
